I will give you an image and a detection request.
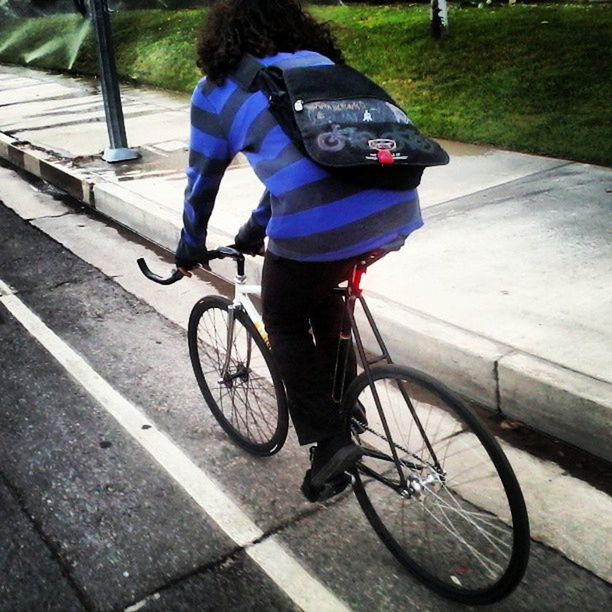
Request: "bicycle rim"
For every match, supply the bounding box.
[348,365,530,604]
[188,296,288,456]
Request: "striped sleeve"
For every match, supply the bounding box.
[182,82,231,248]
[250,190,272,229]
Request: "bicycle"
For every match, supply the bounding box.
[316,124,375,153]
[138,246,530,605]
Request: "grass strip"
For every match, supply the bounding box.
[0,5,610,165]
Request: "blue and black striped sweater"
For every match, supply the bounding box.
[182,50,423,262]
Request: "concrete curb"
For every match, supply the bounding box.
[1,138,610,463]
[499,353,612,460]
[0,133,93,204]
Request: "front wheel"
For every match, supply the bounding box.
[188,296,289,456]
[346,365,530,604]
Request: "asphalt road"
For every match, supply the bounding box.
[0,165,610,611]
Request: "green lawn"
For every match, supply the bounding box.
[0,5,610,165]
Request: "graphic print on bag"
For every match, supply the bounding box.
[234,56,449,190]
[301,99,437,164]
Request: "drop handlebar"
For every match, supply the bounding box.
[137,246,245,285]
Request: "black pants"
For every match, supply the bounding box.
[262,252,358,445]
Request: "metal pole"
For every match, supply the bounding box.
[89,0,139,162]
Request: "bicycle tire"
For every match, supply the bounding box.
[188,295,289,456]
[346,364,530,604]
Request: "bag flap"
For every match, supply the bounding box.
[275,64,449,168]
[282,64,393,105]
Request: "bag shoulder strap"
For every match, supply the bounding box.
[232,54,264,91]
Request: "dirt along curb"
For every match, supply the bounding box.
[1,132,611,464]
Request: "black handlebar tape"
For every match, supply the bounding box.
[136,258,184,285]
[136,246,245,285]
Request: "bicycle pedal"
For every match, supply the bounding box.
[351,419,367,436]
[301,470,354,503]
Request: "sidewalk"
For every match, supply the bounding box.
[1,64,611,462]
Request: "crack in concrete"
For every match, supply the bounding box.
[121,544,245,611]
[252,493,349,546]
[11,277,86,298]
[120,493,347,611]
[26,211,74,221]
[494,359,502,413]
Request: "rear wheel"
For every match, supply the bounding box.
[347,365,530,604]
[188,296,288,456]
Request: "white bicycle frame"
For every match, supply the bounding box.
[220,269,268,379]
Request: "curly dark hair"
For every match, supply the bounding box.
[196,0,345,84]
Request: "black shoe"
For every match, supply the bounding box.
[309,434,363,489]
[351,400,368,435]
[301,469,353,502]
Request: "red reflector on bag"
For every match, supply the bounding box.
[377,149,394,165]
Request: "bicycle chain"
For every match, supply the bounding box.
[351,417,430,470]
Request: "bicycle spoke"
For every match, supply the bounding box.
[351,365,528,601]
[245,377,276,435]
[419,498,503,580]
[233,381,270,441]
[191,300,286,453]
[425,486,512,555]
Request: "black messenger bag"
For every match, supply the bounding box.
[233,55,449,190]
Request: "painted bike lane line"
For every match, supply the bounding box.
[0,276,349,612]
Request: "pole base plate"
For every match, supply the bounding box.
[102,147,140,163]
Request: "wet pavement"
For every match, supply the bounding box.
[0,64,611,465]
[1,169,611,611]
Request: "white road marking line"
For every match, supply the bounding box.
[249,537,346,612]
[0,278,349,612]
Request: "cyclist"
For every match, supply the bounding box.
[175,0,424,493]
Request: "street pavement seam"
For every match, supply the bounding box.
[0,276,350,612]
[0,275,86,298]
[0,469,92,610]
[121,546,246,612]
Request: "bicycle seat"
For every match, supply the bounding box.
[358,236,405,269]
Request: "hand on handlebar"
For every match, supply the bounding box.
[234,218,266,257]
[177,260,211,278]
[174,235,210,276]
[234,242,265,257]
[138,245,246,286]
